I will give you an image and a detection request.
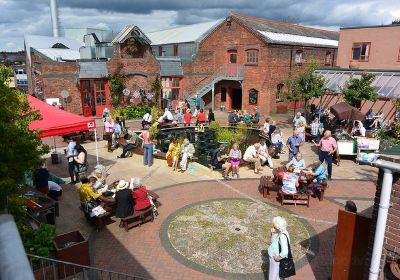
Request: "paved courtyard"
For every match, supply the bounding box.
[45,113,379,280]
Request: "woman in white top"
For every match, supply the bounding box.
[262,118,270,136]
[268,216,291,280]
[258,140,273,168]
[351,120,366,137]
[142,109,152,129]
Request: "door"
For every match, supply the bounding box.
[228,50,237,76]
[230,88,242,110]
[332,209,372,280]
[81,80,95,117]
[94,80,108,117]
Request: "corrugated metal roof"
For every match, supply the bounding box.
[79,61,108,78]
[36,48,80,61]
[146,19,223,45]
[25,35,82,63]
[258,31,338,47]
[158,57,183,76]
[112,25,151,45]
[315,69,400,99]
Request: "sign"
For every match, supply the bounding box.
[249,88,258,105]
[87,122,95,129]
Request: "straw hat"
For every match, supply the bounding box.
[117,180,129,190]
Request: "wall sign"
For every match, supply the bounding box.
[249,88,258,105]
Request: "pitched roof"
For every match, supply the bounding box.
[231,13,339,47]
[146,19,223,45]
[112,25,151,45]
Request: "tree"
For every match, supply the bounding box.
[108,63,125,108]
[392,19,400,24]
[0,65,48,221]
[284,59,327,117]
[341,72,378,108]
[150,77,161,107]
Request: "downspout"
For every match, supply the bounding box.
[368,159,400,280]
[289,46,295,118]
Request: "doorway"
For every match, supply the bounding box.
[80,79,109,117]
[230,88,242,110]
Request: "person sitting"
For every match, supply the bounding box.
[208,109,215,123]
[141,109,152,129]
[243,110,252,125]
[184,109,192,127]
[351,120,366,137]
[179,138,195,172]
[309,161,327,197]
[371,111,384,129]
[243,143,262,174]
[119,113,126,129]
[90,168,108,194]
[114,180,133,220]
[365,109,375,128]
[166,138,181,170]
[158,108,174,124]
[252,107,260,125]
[281,165,299,195]
[229,143,242,179]
[286,153,305,172]
[259,140,273,168]
[262,118,270,136]
[79,177,114,219]
[268,120,277,138]
[228,110,239,126]
[131,178,151,212]
[271,128,284,154]
[34,164,50,195]
[48,181,62,201]
[117,130,139,158]
[211,144,232,179]
[196,109,207,126]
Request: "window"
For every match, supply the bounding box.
[276,83,284,102]
[352,42,370,61]
[221,87,227,102]
[95,80,106,106]
[229,51,237,63]
[295,50,303,64]
[161,77,182,101]
[246,50,259,64]
[158,46,163,56]
[173,45,178,56]
[325,51,332,65]
[249,88,258,105]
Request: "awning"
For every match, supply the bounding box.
[330,102,365,121]
[315,69,400,99]
[158,57,183,77]
[79,61,108,79]
[28,95,96,138]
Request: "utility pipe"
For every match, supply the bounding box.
[49,0,60,37]
[368,159,400,280]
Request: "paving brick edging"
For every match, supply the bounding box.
[158,197,319,280]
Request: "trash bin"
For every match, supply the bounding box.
[51,153,59,164]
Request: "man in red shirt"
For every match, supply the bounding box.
[316,130,337,180]
[196,109,206,125]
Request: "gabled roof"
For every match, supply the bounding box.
[112,25,151,46]
[231,13,339,47]
[146,19,223,45]
[25,35,82,63]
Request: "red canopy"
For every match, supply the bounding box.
[28,95,96,138]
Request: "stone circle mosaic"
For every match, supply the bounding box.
[167,199,311,274]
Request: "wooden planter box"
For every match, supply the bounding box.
[54,230,90,278]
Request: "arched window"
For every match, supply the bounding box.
[276,83,284,102]
[325,51,332,65]
[295,50,303,65]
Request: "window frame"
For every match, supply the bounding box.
[295,50,304,65]
[245,49,259,65]
[325,51,332,66]
[161,77,182,101]
[276,83,284,102]
[351,42,371,62]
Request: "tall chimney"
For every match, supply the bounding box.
[49,0,60,37]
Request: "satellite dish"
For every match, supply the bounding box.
[60,90,70,99]
[123,88,130,96]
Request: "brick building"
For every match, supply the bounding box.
[147,13,339,116]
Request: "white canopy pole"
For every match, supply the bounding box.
[94,129,99,165]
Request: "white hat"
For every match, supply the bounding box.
[117,180,129,190]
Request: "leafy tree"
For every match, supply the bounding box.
[284,60,327,117]
[150,77,161,107]
[341,72,378,108]
[109,64,125,108]
[392,19,400,24]
[0,65,48,220]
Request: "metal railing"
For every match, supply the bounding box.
[27,254,149,280]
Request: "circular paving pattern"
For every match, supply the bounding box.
[162,198,315,277]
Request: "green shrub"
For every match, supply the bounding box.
[20,224,55,258]
[111,105,149,120]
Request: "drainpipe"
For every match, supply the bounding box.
[211,82,215,111]
[368,159,400,280]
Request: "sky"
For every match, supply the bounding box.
[1,0,400,51]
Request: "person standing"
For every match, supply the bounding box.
[104,117,114,152]
[196,109,207,126]
[184,109,192,127]
[268,216,292,280]
[65,136,78,183]
[316,130,337,180]
[139,128,153,167]
[286,129,303,161]
[293,112,306,127]
[112,117,122,148]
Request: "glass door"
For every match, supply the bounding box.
[94,80,108,117]
[81,80,95,117]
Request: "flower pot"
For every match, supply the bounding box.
[54,230,90,278]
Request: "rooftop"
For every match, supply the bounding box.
[340,24,400,30]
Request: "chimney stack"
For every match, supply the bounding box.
[49,0,60,37]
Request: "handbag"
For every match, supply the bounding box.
[279,233,296,278]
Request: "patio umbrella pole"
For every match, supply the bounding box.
[94,129,99,165]
[53,136,57,153]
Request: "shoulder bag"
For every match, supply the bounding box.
[279,233,296,278]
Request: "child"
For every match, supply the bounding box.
[175,108,183,125]
[184,109,192,127]
[229,143,242,179]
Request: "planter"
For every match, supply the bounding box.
[54,230,90,278]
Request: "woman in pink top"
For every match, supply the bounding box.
[139,128,153,166]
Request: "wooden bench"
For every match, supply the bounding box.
[259,176,276,197]
[121,206,154,232]
[278,189,310,207]
[309,185,328,201]
[79,206,111,232]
